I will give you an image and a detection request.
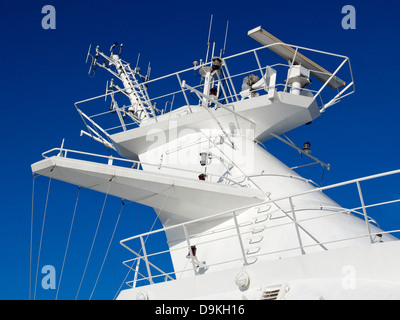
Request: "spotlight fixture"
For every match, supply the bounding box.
[303,142,311,154]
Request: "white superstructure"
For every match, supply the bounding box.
[31,26,400,300]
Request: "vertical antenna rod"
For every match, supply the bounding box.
[205,14,213,64]
[221,20,229,57]
[135,53,141,70]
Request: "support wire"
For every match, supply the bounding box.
[113,185,173,299]
[29,174,36,300]
[89,200,125,300]
[75,176,113,300]
[55,186,81,300]
[33,167,54,300]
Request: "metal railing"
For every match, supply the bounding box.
[74,41,354,141]
[41,146,250,187]
[119,168,400,288]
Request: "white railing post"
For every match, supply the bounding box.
[312,58,348,103]
[284,47,299,93]
[133,258,141,288]
[288,197,305,255]
[176,73,192,113]
[139,236,154,284]
[107,155,113,165]
[356,181,373,243]
[222,62,239,102]
[183,225,198,276]
[233,211,248,265]
[57,138,65,157]
[253,50,264,78]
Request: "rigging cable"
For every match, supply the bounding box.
[29,174,37,300]
[89,199,125,300]
[112,184,174,300]
[55,186,81,300]
[33,166,54,300]
[75,175,114,300]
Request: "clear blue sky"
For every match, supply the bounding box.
[1,0,399,300]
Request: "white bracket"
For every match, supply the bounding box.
[270,133,330,171]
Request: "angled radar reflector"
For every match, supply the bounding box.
[248,26,345,90]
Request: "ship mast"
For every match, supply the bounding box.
[34,24,400,302]
[86,42,156,122]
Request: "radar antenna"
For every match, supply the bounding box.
[248,26,346,90]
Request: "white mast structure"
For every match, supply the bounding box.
[31,26,400,300]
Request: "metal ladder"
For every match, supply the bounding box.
[122,62,156,119]
[245,204,273,263]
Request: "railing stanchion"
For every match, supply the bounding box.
[289,197,305,255]
[139,236,154,284]
[356,181,373,243]
[233,211,248,265]
[133,258,141,288]
[183,225,198,275]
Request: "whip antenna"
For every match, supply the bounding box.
[221,20,229,57]
[205,14,213,64]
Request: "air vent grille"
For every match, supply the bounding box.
[261,288,280,300]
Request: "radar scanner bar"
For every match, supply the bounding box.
[248,26,345,90]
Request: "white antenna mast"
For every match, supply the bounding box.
[146,62,151,81]
[85,45,156,122]
[135,53,141,71]
[205,14,213,64]
[220,20,229,57]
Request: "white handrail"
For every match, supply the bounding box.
[120,168,400,244]
[119,168,400,286]
[74,41,354,138]
[41,147,249,188]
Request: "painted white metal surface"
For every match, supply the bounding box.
[30,26,399,300]
[31,155,265,225]
[109,91,320,160]
[117,241,400,300]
